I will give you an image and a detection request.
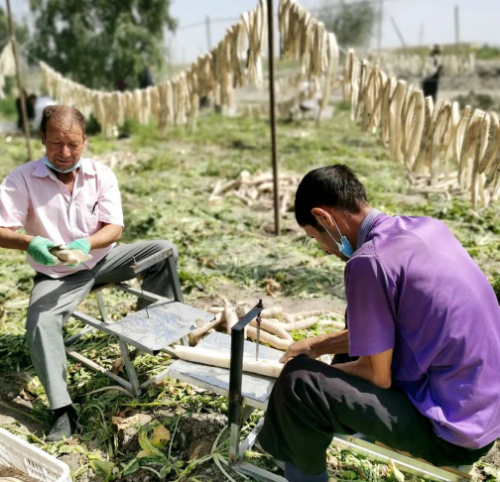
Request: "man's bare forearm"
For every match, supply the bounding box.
[87,224,123,250]
[0,227,33,251]
[312,330,349,356]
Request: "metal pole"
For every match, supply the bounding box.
[454,5,460,50]
[5,0,32,161]
[390,16,407,50]
[377,0,383,51]
[267,0,280,236]
[228,301,264,464]
[419,23,425,46]
[205,16,212,51]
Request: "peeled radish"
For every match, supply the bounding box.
[172,344,284,378]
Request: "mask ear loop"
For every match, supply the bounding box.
[329,215,344,239]
[318,218,341,247]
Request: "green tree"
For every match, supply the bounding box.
[318,1,376,48]
[28,0,177,90]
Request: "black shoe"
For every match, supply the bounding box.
[46,405,78,442]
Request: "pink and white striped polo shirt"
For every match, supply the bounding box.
[0,157,124,278]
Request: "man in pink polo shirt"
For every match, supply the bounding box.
[0,105,180,441]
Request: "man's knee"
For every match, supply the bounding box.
[149,240,178,262]
[26,310,61,347]
[274,355,320,403]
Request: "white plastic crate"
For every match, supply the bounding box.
[0,427,71,482]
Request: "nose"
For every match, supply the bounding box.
[60,145,71,157]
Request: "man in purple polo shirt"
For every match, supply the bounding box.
[258,165,500,482]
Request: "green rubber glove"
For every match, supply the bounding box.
[27,236,57,266]
[65,238,91,255]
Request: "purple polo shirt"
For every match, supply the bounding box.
[345,210,500,449]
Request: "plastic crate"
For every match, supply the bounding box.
[0,427,71,482]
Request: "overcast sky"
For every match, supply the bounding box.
[6,0,500,64]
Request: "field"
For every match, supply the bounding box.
[1,103,500,481]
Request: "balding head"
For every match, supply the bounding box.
[40,105,85,137]
[40,106,87,174]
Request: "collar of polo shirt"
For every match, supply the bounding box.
[33,157,98,179]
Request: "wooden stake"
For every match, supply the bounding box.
[5,0,32,161]
[267,0,280,236]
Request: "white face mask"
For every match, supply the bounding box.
[318,216,355,259]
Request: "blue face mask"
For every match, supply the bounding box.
[44,157,81,174]
[319,217,355,259]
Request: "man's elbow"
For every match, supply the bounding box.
[114,226,123,242]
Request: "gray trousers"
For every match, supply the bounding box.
[25,240,179,410]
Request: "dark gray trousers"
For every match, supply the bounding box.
[25,240,178,409]
[258,355,493,475]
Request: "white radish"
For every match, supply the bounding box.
[50,247,92,265]
[172,344,284,378]
[207,306,224,315]
[246,326,292,350]
[250,319,293,341]
[318,319,346,330]
[261,306,284,318]
[224,299,239,334]
[189,312,224,346]
[282,317,320,331]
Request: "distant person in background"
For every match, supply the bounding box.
[422,45,443,103]
[115,78,127,92]
[16,90,36,131]
[15,92,56,132]
[32,95,57,130]
[139,66,154,89]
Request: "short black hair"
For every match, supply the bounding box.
[40,105,86,136]
[295,165,368,228]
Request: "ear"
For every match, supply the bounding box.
[83,134,87,144]
[311,207,335,228]
[40,132,46,145]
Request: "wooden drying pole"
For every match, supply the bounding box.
[6,0,32,161]
[454,6,460,50]
[267,0,280,236]
[377,0,383,51]
[205,16,213,51]
[390,16,407,50]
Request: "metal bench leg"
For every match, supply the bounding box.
[118,339,141,397]
[96,292,109,322]
[167,255,184,303]
[64,326,96,346]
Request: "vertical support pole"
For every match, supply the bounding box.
[96,292,109,323]
[228,318,245,463]
[267,0,280,236]
[118,339,141,397]
[390,16,407,50]
[167,255,184,303]
[454,5,460,51]
[205,16,212,51]
[5,0,32,161]
[419,24,425,46]
[228,300,264,464]
[377,0,383,51]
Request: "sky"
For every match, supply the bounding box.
[6,0,500,64]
